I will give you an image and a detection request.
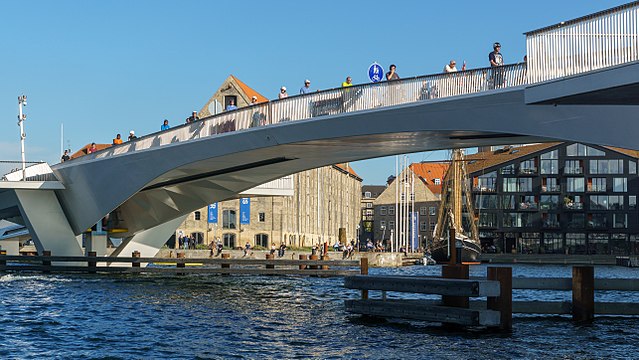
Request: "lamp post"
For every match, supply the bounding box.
[17,95,27,181]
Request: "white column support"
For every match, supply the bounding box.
[110,215,186,265]
[14,189,84,256]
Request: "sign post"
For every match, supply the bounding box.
[368,62,384,83]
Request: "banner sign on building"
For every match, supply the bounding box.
[410,212,419,250]
[240,198,251,224]
[207,203,218,223]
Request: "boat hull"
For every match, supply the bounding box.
[431,240,481,263]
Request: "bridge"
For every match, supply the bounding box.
[1,2,638,259]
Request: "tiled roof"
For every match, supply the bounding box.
[465,143,560,174]
[409,162,449,194]
[231,75,269,103]
[333,163,362,181]
[70,143,112,159]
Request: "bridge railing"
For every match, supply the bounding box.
[87,63,527,162]
[526,1,639,83]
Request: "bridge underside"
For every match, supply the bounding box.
[3,63,638,258]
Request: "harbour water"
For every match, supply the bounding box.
[1,264,638,359]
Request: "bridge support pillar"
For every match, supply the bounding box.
[109,215,187,266]
[14,189,84,256]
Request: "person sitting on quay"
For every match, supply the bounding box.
[366,239,374,252]
[61,150,70,162]
[216,238,223,256]
[128,131,137,141]
[243,241,251,257]
[113,133,123,145]
[311,244,318,256]
[300,79,311,94]
[443,59,466,73]
[333,240,342,252]
[161,119,170,131]
[270,242,276,255]
[87,142,98,154]
[226,99,238,111]
[278,242,286,258]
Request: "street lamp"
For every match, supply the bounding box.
[17,95,27,181]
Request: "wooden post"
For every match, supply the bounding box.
[0,249,6,271]
[265,253,274,269]
[88,251,97,274]
[442,264,469,308]
[42,250,51,273]
[299,254,308,270]
[572,266,594,322]
[132,250,140,268]
[487,266,512,331]
[176,251,186,269]
[448,228,457,264]
[221,253,230,275]
[360,257,369,300]
[309,254,319,269]
[321,254,330,270]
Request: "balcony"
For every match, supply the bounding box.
[564,202,584,210]
[518,202,538,210]
[541,185,561,192]
[519,167,538,175]
[564,167,583,175]
[542,221,560,228]
[473,186,496,192]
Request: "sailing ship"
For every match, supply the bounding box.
[431,149,481,263]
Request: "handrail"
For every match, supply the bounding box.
[69,63,527,164]
[526,1,639,83]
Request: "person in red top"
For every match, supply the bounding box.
[87,142,97,154]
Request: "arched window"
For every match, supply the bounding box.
[223,233,236,248]
[223,210,236,229]
[255,233,268,248]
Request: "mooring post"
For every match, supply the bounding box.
[321,254,330,270]
[360,257,369,300]
[309,254,319,270]
[42,250,51,273]
[176,251,186,269]
[0,249,6,271]
[221,253,230,275]
[299,254,308,270]
[572,266,594,322]
[132,250,140,268]
[265,253,275,269]
[487,266,512,331]
[442,264,469,308]
[88,251,97,274]
[448,228,457,265]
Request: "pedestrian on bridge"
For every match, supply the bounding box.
[128,131,137,141]
[278,86,288,99]
[385,64,399,81]
[61,150,70,162]
[300,79,312,94]
[113,133,123,145]
[161,119,170,131]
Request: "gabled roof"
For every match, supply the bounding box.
[409,162,449,195]
[333,163,362,181]
[465,143,560,174]
[70,143,112,159]
[230,75,269,103]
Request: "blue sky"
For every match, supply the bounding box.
[0,0,627,184]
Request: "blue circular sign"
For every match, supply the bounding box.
[368,62,384,83]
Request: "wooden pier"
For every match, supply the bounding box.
[0,250,362,277]
[345,265,639,330]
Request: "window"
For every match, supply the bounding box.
[380,221,386,230]
[613,178,627,192]
[565,160,583,174]
[224,95,238,110]
[503,213,534,228]
[564,195,583,210]
[475,194,499,209]
[420,207,427,216]
[503,178,517,192]
[630,161,637,175]
[540,159,558,175]
[613,214,627,229]
[194,211,201,221]
[380,206,387,215]
[542,213,560,228]
[500,164,515,175]
[429,207,437,216]
[258,212,266,222]
[540,195,559,210]
[255,233,269,247]
[543,233,563,254]
[388,206,395,216]
[567,213,585,229]
[420,221,428,231]
[567,143,605,157]
[364,191,372,198]
[518,178,533,192]
[434,178,441,185]
[630,196,637,210]
[540,150,559,159]
[223,233,236,248]
[519,195,538,210]
[542,177,560,192]
[478,213,497,228]
[502,195,516,210]
[588,233,609,254]
[366,203,372,208]
[388,221,395,230]
[520,159,537,174]
[566,233,587,254]
[429,222,436,232]
[587,213,607,229]
[476,171,497,192]
[567,178,585,192]
[587,177,606,192]
[590,159,623,174]
[222,210,237,229]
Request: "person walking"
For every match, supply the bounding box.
[278,86,288,99]
[300,79,312,94]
